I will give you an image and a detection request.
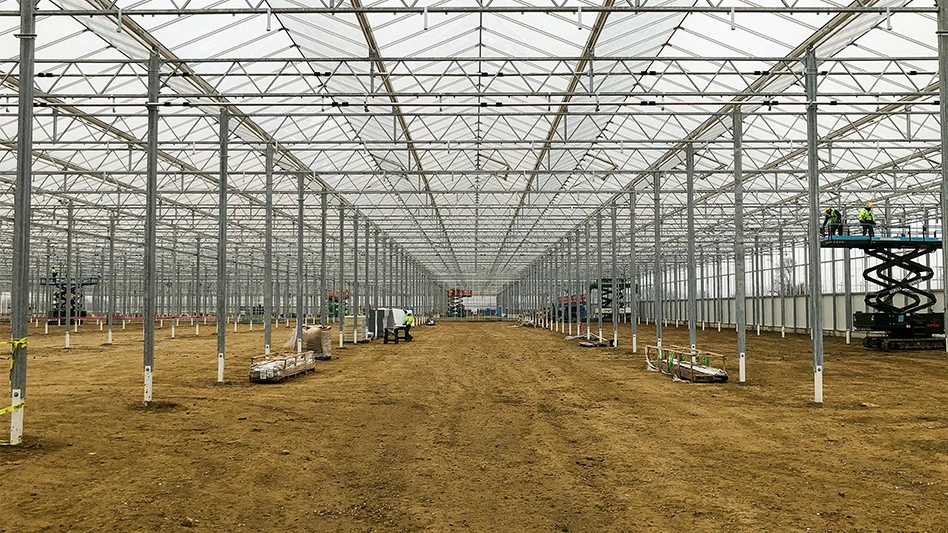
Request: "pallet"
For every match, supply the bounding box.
[249,351,316,383]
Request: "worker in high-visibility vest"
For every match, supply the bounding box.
[821,207,843,236]
[859,202,876,237]
[404,310,414,342]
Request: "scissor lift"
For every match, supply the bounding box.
[820,233,943,351]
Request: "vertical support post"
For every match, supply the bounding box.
[686,142,697,351]
[597,213,603,341]
[844,246,852,344]
[353,209,359,343]
[575,229,581,335]
[263,144,273,355]
[805,48,824,403]
[364,218,370,328]
[611,203,618,347]
[339,205,345,348]
[143,51,160,400]
[108,215,115,344]
[938,0,948,352]
[216,107,228,384]
[8,0,35,444]
[779,226,787,338]
[585,223,591,339]
[733,107,747,385]
[320,188,328,326]
[653,172,663,348]
[65,202,73,348]
[630,191,638,353]
[296,174,304,352]
[374,230,380,333]
[566,236,572,335]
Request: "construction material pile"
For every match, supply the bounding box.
[283,324,333,359]
[645,345,728,383]
[341,315,367,343]
[249,352,316,383]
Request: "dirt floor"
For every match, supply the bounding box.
[1,318,947,532]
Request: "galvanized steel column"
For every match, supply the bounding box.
[353,209,359,343]
[585,223,592,339]
[686,143,697,350]
[805,48,824,403]
[844,247,852,344]
[733,107,747,385]
[264,144,274,354]
[296,175,304,346]
[611,203,618,347]
[8,0,35,443]
[779,227,787,338]
[653,172,663,348]
[338,205,345,347]
[320,188,328,326]
[65,203,73,348]
[630,191,638,352]
[144,51,160,397]
[938,0,948,352]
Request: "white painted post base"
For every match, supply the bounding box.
[702,321,705,331]
[781,326,786,338]
[613,332,618,348]
[249,321,253,331]
[190,318,194,326]
[65,331,70,349]
[195,323,200,336]
[265,344,270,356]
[814,366,823,404]
[756,324,761,336]
[10,389,23,446]
[122,320,126,330]
[233,321,237,333]
[204,317,207,325]
[159,319,163,329]
[217,353,225,383]
[738,352,746,385]
[107,330,113,345]
[296,339,302,353]
[171,324,176,339]
[845,329,851,345]
[632,333,637,353]
[144,366,153,403]
[717,322,721,332]
[73,322,78,333]
[339,331,343,348]
[44,323,48,335]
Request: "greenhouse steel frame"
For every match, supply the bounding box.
[3,0,948,444]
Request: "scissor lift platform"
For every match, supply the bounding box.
[820,235,943,351]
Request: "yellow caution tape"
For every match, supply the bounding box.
[0,401,24,416]
[0,338,27,349]
[2,337,27,420]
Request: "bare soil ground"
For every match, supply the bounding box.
[1,319,947,532]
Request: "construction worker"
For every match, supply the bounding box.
[821,206,843,236]
[859,202,876,237]
[404,310,414,342]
